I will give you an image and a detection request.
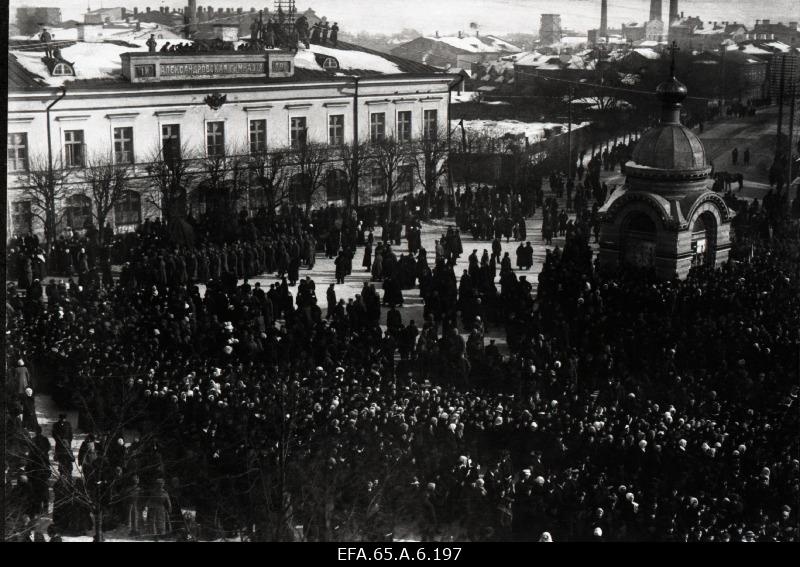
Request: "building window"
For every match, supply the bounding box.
[162,124,181,161]
[326,168,347,201]
[7,133,28,172]
[65,194,92,229]
[290,117,307,149]
[329,115,344,146]
[114,190,142,227]
[322,57,339,71]
[64,130,85,168]
[11,201,32,234]
[399,164,414,193]
[52,63,74,76]
[370,167,386,195]
[206,121,225,157]
[272,60,291,74]
[423,109,438,140]
[113,127,134,164]
[397,111,412,143]
[370,112,386,143]
[250,119,267,153]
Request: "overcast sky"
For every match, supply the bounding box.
[10,0,800,35]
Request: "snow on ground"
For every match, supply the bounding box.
[451,91,478,103]
[294,45,402,74]
[452,119,590,143]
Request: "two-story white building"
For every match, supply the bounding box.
[7,38,459,239]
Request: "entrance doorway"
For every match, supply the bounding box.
[691,212,717,268]
[621,212,657,269]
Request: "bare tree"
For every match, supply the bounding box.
[450,126,495,195]
[197,143,251,234]
[143,142,196,229]
[16,154,71,250]
[83,153,132,244]
[248,148,291,213]
[412,125,450,215]
[338,141,371,212]
[368,137,411,222]
[290,137,333,213]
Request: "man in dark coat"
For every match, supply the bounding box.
[330,23,339,46]
[53,414,75,477]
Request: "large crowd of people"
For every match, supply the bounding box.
[5,139,799,542]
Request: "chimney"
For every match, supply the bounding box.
[435,30,439,38]
[649,0,662,22]
[146,7,151,13]
[669,0,678,23]
[600,0,608,36]
[250,7,256,12]
[237,8,243,14]
[133,7,138,15]
[458,30,463,39]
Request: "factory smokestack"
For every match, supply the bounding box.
[669,0,679,24]
[186,0,197,36]
[600,0,608,37]
[649,0,663,22]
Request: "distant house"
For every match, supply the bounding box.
[753,20,800,46]
[390,33,521,69]
[618,48,662,74]
[84,7,127,24]
[692,50,769,101]
[622,20,665,44]
[513,51,595,94]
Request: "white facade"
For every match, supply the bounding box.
[7,48,456,238]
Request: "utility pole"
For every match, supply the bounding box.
[351,75,360,210]
[787,83,797,198]
[567,85,574,179]
[719,44,726,109]
[777,54,787,148]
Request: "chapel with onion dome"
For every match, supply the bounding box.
[596,61,733,279]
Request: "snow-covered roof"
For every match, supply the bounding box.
[425,34,521,53]
[632,48,660,60]
[27,27,80,41]
[451,91,478,103]
[513,51,556,67]
[566,56,595,70]
[636,40,664,47]
[11,41,169,86]
[561,36,588,46]
[693,27,725,36]
[453,118,590,143]
[737,44,772,55]
[294,44,402,74]
[10,40,435,89]
[764,41,791,52]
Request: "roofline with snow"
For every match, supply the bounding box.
[8,73,462,99]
